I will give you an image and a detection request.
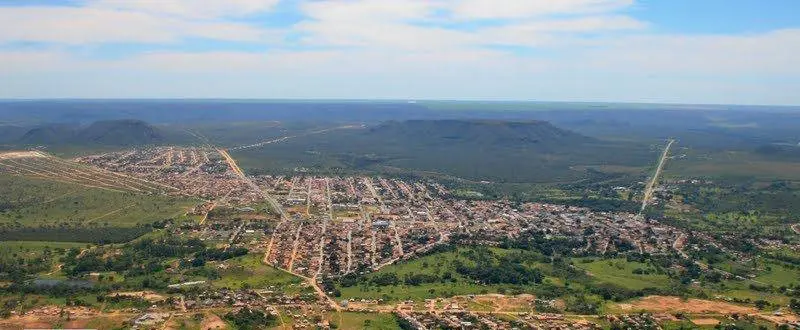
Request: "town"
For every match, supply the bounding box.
[0,145,784,329]
[76,146,711,281]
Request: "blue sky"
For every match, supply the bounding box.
[1,0,799,105]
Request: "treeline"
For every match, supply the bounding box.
[501,231,584,257]
[342,272,452,288]
[224,308,278,329]
[0,226,152,244]
[0,247,57,282]
[62,236,248,279]
[453,248,544,285]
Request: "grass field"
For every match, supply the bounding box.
[0,174,197,228]
[0,241,87,279]
[338,247,559,301]
[211,254,304,292]
[665,149,800,181]
[334,312,401,330]
[573,258,672,290]
[0,241,86,250]
[752,261,800,287]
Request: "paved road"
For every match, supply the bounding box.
[640,139,675,215]
[229,125,364,151]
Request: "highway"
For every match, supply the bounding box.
[228,125,364,151]
[640,139,675,215]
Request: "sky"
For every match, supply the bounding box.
[1,0,799,105]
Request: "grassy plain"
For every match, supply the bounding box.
[0,174,197,228]
[211,254,304,292]
[0,240,86,250]
[665,149,800,181]
[334,312,401,330]
[573,258,672,290]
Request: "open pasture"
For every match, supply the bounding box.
[0,151,174,194]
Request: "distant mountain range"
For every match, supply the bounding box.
[14,119,163,146]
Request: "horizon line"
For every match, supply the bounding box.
[1,98,799,108]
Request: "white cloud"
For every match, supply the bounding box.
[478,15,646,47]
[447,0,635,20]
[581,29,800,76]
[87,0,281,19]
[295,0,644,50]
[1,0,799,104]
[0,6,272,44]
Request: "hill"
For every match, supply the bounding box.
[76,119,163,145]
[369,119,593,149]
[17,124,79,145]
[17,119,164,147]
[0,125,29,144]
[233,119,654,183]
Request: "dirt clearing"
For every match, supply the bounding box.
[616,296,757,314]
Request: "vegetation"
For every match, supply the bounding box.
[211,254,304,292]
[337,312,402,330]
[223,308,278,329]
[234,120,654,183]
[0,175,196,228]
[16,119,166,147]
[335,245,681,305]
[573,258,671,291]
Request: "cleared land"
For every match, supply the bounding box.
[574,258,672,290]
[0,151,175,194]
[211,254,304,292]
[614,296,758,314]
[0,174,196,228]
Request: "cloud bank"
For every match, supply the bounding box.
[0,0,798,105]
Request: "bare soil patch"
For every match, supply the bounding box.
[617,296,757,314]
[201,312,228,330]
[111,290,167,302]
[0,151,44,160]
[691,318,721,325]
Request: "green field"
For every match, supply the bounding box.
[0,240,87,250]
[334,312,401,330]
[211,254,305,293]
[0,174,198,229]
[337,247,562,301]
[573,258,672,290]
[0,240,88,280]
[665,149,800,181]
[752,261,800,287]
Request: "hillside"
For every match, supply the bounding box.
[76,119,163,145]
[17,124,79,145]
[369,120,593,149]
[17,119,164,146]
[0,125,29,144]
[233,119,654,183]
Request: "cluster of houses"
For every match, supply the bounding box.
[398,311,601,329]
[77,147,263,205]
[252,174,708,280]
